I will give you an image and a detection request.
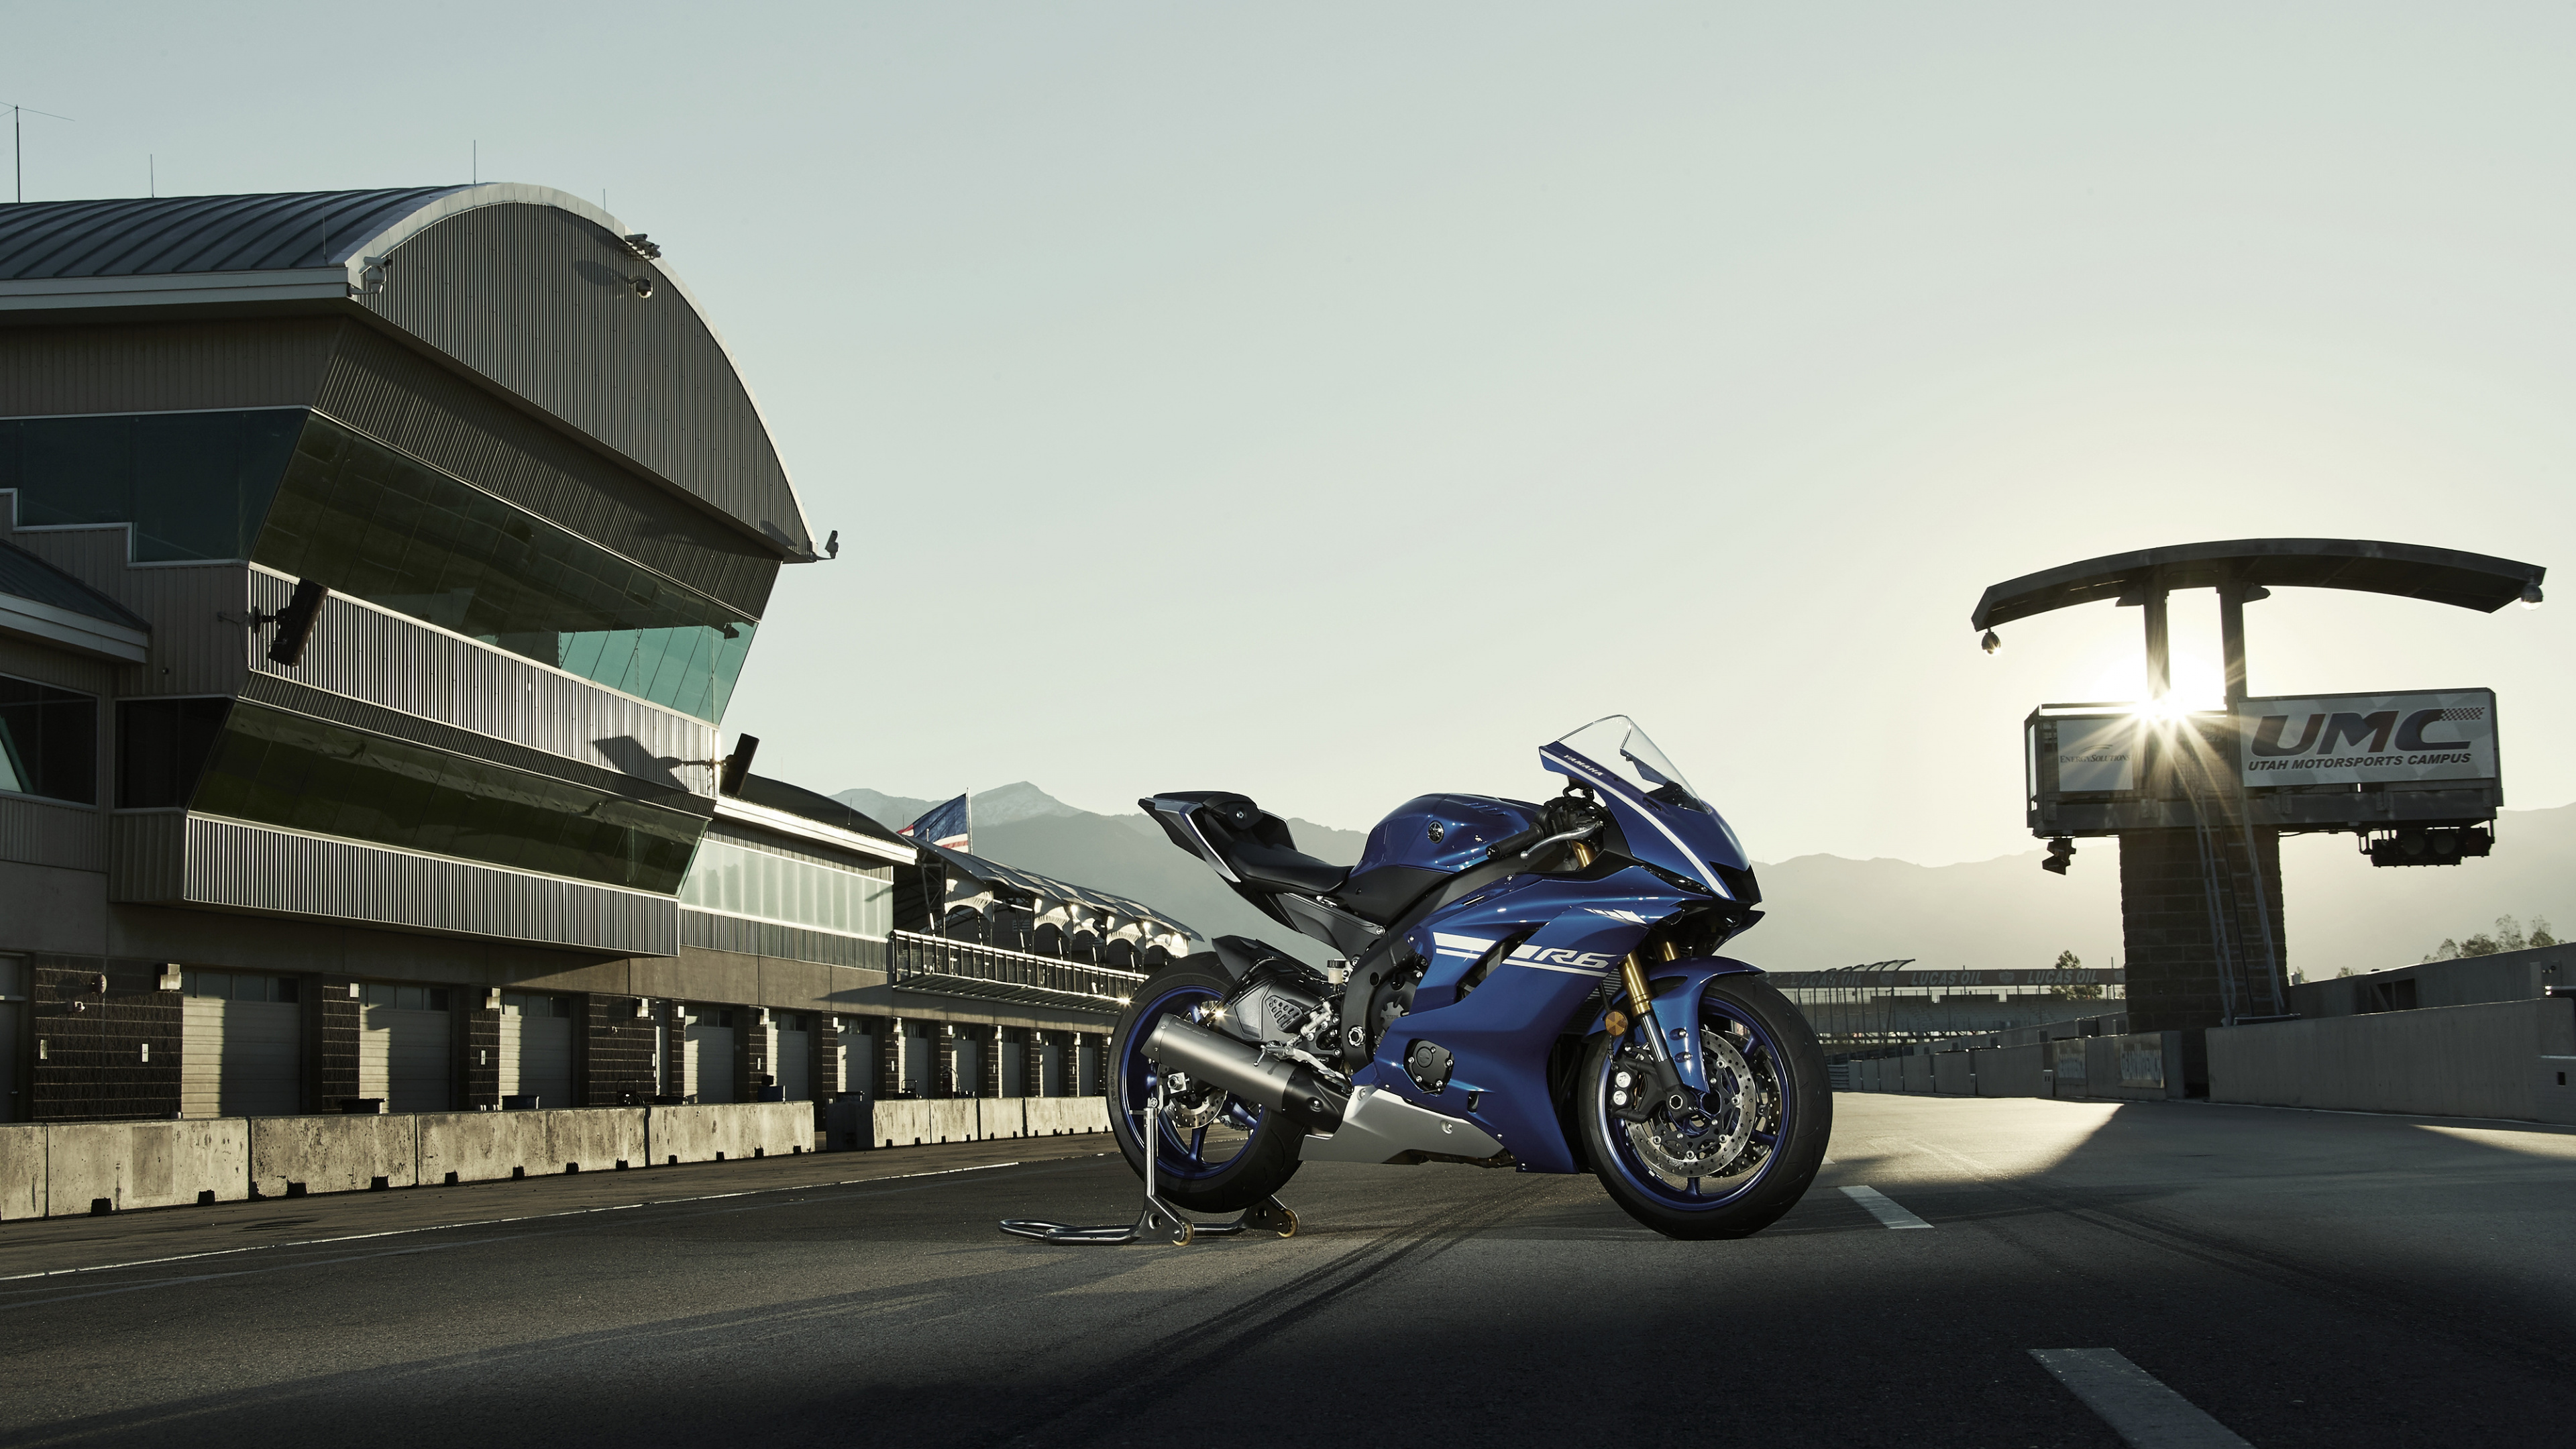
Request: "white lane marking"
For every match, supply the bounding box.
[0,1159,1028,1285]
[1839,1184,1931,1229]
[2029,1348,2253,1448]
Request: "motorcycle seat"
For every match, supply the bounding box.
[1228,838,1349,895]
[1144,790,1350,896]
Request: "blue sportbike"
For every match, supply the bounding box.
[1118,716,1829,1240]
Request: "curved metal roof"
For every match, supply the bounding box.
[1972,538,2546,631]
[0,184,815,560]
[0,187,468,278]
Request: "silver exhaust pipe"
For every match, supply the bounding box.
[1142,1016,1347,1132]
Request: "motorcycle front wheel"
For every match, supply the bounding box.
[1108,959,1303,1214]
[1577,973,1829,1240]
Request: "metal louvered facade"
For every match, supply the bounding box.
[181,816,678,956]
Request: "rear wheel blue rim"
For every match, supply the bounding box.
[1118,984,1267,1182]
[1595,988,1791,1211]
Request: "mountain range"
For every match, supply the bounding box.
[836,784,2573,976]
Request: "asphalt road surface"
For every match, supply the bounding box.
[4,1095,2571,1448]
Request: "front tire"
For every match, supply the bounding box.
[1579,973,1829,1240]
[1109,958,1303,1214]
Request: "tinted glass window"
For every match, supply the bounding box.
[362,983,452,1011]
[0,411,302,561]
[118,698,231,808]
[190,701,704,892]
[182,970,299,1002]
[252,415,757,722]
[680,836,894,938]
[0,675,97,804]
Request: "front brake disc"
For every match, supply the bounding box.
[1625,1028,1758,1181]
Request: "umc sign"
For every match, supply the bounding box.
[1976,539,2543,1032]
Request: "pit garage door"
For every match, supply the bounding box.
[690,1010,736,1104]
[776,1014,810,1102]
[500,993,574,1110]
[842,1024,876,1097]
[359,983,453,1112]
[1000,1030,1026,1097]
[180,971,301,1118]
[903,1022,936,1097]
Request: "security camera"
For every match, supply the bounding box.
[630,275,655,299]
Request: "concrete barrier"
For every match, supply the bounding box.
[2085,1032,2188,1102]
[1973,1044,2046,1097]
[1026,1097,1111,1136]
[828,1096,1108,1148]
[250,1114,419,1197]
[1933,1052,1974,1095]
[2049,1037,2090,1099]
[46,1118,250,1213]
[417,1108,649,1185]
[2540,1057,2576,1126]
[2208,998,2576,1120]
[647,1102,805,1165]
[0,1123,44,1220]
[1901,1055,1933,1093]
[549,1106,648,1172]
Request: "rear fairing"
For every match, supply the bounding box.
[1337,862,1758,1175]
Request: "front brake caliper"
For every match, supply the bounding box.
[1605,1052,1682,1124]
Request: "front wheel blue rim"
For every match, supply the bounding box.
[1594,988,1792,1211]
[1117,985,1268,1182]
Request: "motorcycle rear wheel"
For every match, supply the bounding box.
[1108,959,1304,1214]
[1578,973,1829,1240]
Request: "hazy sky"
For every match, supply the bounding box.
[12,4,2575,867]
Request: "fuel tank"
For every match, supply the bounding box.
[1353,794,1544,877]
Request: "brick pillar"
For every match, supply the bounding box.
[583,995,658,1106]
[30,957,180,1121]
[877,1017,905,1097]
[2118,825,2288,1035]
[311,977,360,1112]
[1079,1031,1108,1097]
[1022,1030,1046,1099]
[817,1017,844,1101]
[977,1025,1004,1098]
[936,1024,960,1098]
[735,1008,771,1103]
[462,991,500,1110]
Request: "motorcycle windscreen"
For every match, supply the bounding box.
[1540,715,1754,897]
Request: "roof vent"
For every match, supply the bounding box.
[623,233,662,259]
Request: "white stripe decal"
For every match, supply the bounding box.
[1522,963,1608,976]
[1546,749,1734,900]
[1432,933,1490,951]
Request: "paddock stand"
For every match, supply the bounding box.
[999,1079,1297,1246]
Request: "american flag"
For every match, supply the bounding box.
[899,794,971,851]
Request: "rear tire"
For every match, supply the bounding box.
[1578,973,1829,1240]
[1109,958,1303,1214]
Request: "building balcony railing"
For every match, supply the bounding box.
[888,929,1150,1017]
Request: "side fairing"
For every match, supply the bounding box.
[1353,865,1705,1175]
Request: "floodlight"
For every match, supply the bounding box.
[1980,630,2000,654]
[2522,583,2544,609]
